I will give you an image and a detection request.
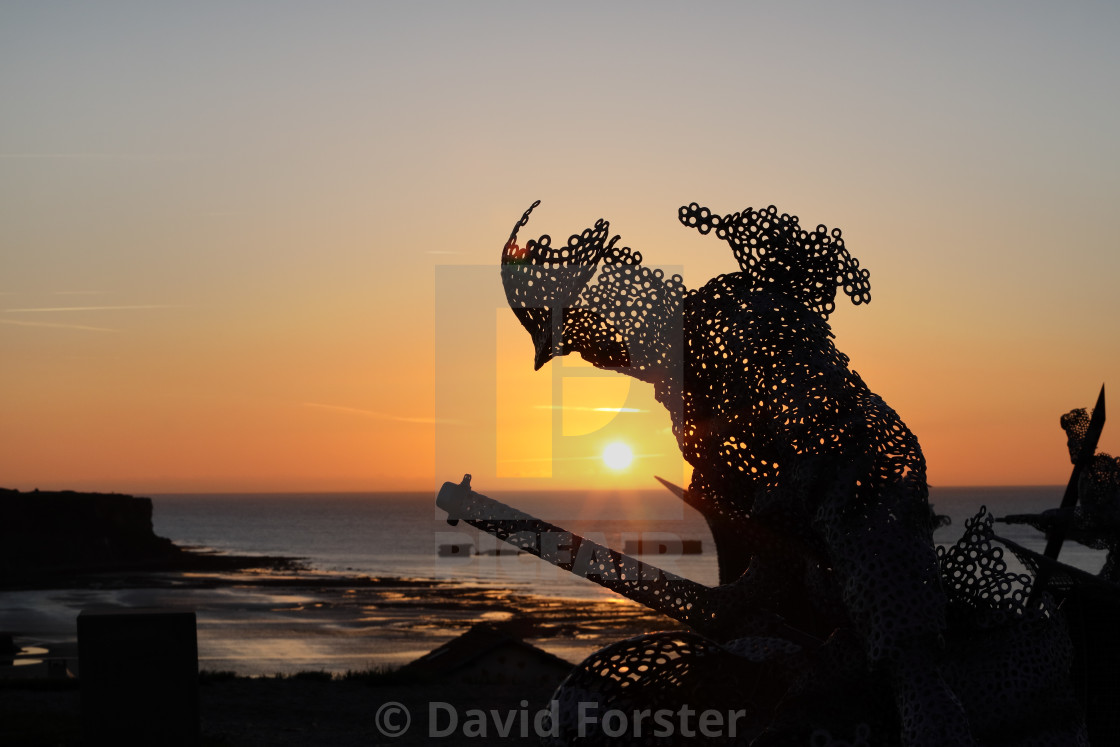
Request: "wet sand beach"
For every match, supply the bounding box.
[2,567,680,677]
[0,488,699,744]
[1,565,684,745]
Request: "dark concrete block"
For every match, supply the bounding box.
[78,607,199,746]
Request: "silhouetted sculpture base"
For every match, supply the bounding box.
[78,607,199,747]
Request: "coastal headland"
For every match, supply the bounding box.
[1,487,299,588]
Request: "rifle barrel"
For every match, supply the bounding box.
[435,475,822,648]
[437,476,715,629]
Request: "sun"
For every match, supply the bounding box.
[602,441,634,470]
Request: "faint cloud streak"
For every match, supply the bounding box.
[533,406,646,413]
[499,452,664,464]
[0,319,117,332]
[302,402,459,425]
[3,305,179,312]
[0,153,191,161]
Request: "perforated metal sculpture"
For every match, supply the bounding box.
[988,391,1120,745]
[500,202,976,740]
[1003,400,1120,583]
[437,203,1094,745]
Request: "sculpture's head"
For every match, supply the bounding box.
[499,202,868,388]
[500,202,687,380]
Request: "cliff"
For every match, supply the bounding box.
[0,488,294,586]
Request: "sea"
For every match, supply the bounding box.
[4,485,1106,676]
[149,485,1105,598]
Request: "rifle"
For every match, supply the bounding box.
[435,474,822,647]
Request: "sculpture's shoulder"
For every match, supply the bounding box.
[683,272,842,364]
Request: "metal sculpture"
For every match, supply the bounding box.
[436,202,1101,745]
[1003,392,1120,583]
[994,392,1120,744]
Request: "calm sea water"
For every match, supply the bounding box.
[151,485,1105,600]
[4,485,1106,676]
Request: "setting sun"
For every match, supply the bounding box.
[602,442,634,471]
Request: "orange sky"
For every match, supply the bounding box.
[2,4,1118,494]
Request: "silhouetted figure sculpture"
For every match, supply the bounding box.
[499,202,1085,745]
[1004,409,1120,583]
[1059,407,1120,580]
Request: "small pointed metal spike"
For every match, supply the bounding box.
[654,475,687,499]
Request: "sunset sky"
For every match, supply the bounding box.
[2,2,1118,494]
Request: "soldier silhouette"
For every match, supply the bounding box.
[501,201,975,744]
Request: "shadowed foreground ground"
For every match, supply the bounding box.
[2,675,563,746]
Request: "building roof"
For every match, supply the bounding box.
[404,622,572,680]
